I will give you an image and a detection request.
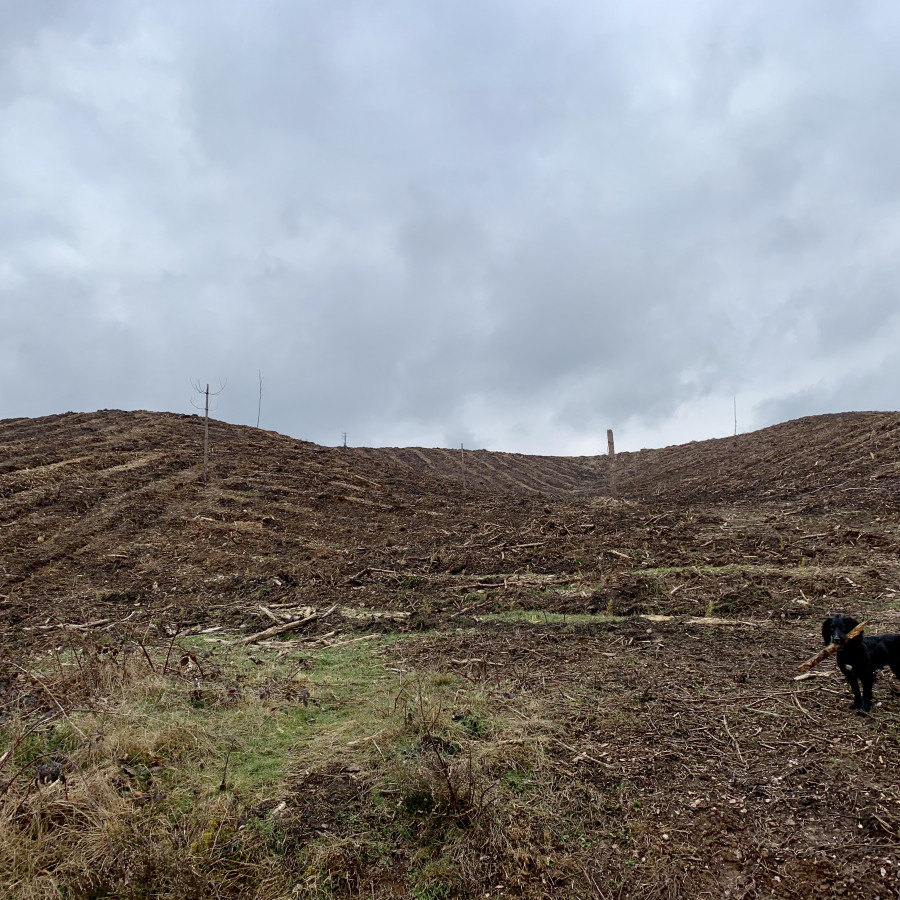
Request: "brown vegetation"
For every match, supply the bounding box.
[2,409,900,898]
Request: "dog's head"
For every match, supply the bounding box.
[822,615,861,646]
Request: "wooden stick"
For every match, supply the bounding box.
[796,620,869,672]
[258,605,291,624]
[234,604,337,646]
[320,633,379,650]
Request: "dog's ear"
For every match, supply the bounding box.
[822,618,833,646]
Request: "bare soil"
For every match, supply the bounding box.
[3,408,900,898]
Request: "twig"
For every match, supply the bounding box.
[722,715,745,765]
[791,692,821,724]
[258,605,288,625]
[0,719,49,777]
[219,747,232,792]
[347,728,388,747]
[9,664,86,738]
[134,637,157,674]
[162,627,181,677]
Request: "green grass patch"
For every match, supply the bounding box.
[0,632,556,899]
[478,610,622,626]
[634,564,753,577]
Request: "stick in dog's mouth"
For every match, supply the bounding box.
[796,619,869,673]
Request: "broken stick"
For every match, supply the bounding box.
[235,604,337,646]
[796,619,869,673]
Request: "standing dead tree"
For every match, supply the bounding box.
[191,378,226,483]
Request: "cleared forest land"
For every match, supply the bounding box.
[2,409,900,898]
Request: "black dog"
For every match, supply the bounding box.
[822,615,900,714]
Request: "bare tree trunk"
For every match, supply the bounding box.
[191,377,225,482]
[203,383,209,483]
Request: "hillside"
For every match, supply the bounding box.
[355,411,900,508]
[3,408,900,899]
[1,408,899,644]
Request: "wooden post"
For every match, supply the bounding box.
[256,370,263,429]
[607,429,616,497]
[203,383,210,483]
[460,443,466,490]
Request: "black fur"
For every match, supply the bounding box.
[822,615,900,714]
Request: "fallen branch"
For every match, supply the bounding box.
[796,620,869,672]
[234,605,337,646]
[256,630,337,648]
[345,569,369,584]
[30,618,112,632]
[320,633,379,650]
[259,605,291,624]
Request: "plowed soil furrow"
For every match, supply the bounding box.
[3,408,900,898]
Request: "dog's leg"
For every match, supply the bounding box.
[841,665,863,710]
[860,674,874,714]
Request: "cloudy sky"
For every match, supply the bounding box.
[2,0,899,454]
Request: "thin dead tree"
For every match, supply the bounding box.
[191,378,226,483]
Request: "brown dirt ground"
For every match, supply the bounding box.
[3,409,900,898]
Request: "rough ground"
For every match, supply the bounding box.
[3,409,900,898]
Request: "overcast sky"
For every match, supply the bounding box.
[2,0,899,454]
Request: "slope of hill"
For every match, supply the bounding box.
[4,408,900,899]
[2,407,899,645]
[613,411,900,508]
[354,411,900,508]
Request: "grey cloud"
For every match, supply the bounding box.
[2,1,900,452]
[758,361,900,429]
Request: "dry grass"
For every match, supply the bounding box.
[7,611,900,898]
[0,633,556,899]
